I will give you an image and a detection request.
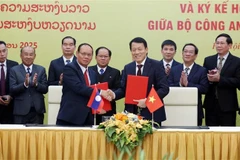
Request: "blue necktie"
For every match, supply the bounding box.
[66,60,71,64]
[27,67,31,75]
[100,68,104,75]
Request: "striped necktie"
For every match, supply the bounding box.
[185,68,190,76]
[217,57,224,72]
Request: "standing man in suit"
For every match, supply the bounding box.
[9,46,48,124]
[159,40,180,76]
[89,46,121,124]
[108,37,169,125]
[48,36,77,85]
[203,33,240,126]
[168,43,209,126]
[57,43,99,126]
[0,41,18,124]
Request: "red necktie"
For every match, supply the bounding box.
[0,64,5,95]
[84,69,90,86]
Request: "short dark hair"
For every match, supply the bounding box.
[215,33,232,44]
[0,41,6,46]
[182,43,198,54]
[77,43,93,53]
[161,40,177,50]
[129,37,148,50]
[95,47,112,57]
[20,46,36,54]
[62,36,76,45]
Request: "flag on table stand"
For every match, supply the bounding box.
[87,87,104,111]
[145,87,163,113]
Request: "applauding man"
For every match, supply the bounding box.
[168,43,208,125]
[10,46,48,124]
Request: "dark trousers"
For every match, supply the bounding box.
[56,119,79,126]
[205,99,236,126]
[198,118,202,126]
[0,105,13,124]
[57,111,93,126]
[14,108,44,124]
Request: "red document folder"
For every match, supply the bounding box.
[125,75,149,105]
[90,82,112,111]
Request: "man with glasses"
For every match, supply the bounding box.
[168,43,209,126]
[89,47,121,124]
[203,33,240,126]
[48,36,77,85]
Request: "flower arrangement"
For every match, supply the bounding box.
[98,111,153,151]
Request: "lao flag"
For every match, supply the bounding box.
[87,87,104,111]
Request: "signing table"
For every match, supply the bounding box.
[0,126,240,160]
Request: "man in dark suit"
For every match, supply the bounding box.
[10,46,48,124]
[203,33,240,126]
[89,47,121,124]
[48,36,77,85]
[168,43,209,126]
[159,40,180,76]
[0,41,18,124]
[57,43,99,126]
[108,37,169,125]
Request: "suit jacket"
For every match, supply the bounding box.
[48,56,77,85]
[168,63,209,119]
[159,59,180,76]
[9,64,48,116]
[3,60,19,96]
[203,53,240,112]
[57,60,98,125]
[0,59,18,123]
[114,57,169,123]
[89,65,121,115]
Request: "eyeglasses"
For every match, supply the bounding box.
[79,52,92,57]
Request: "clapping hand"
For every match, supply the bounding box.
[32,73,38,87]
[180,71,188,87]
[24,73,30,87]
[207,69,220,82]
